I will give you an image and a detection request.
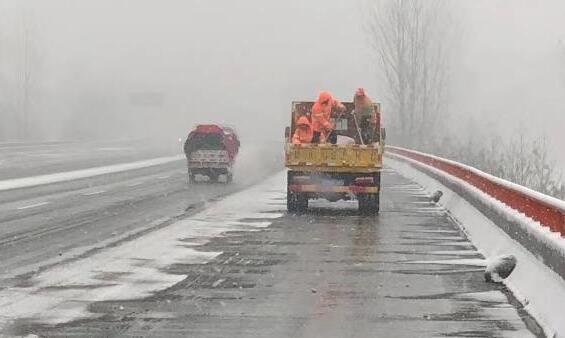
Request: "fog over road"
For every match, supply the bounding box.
[0,1,563,336]
[0,159,543,337]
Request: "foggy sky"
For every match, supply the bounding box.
[0,0,564,165]
[451,0,565,166]
[0,0,375,143]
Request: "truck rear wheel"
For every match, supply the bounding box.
[208,173,218,183]
[188,172,197,184]
[372,193,380,214]
[287,189,297,212]
[287,171,308,213]
[296,193,308,212]
[358,193,379,215]
[287,190,308,213]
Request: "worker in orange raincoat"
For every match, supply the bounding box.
[292,116,313,144]
[311,91,346,144]
[353,88,380,144]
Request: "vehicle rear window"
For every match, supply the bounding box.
[185,133,224,154]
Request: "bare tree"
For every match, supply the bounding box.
[366,0,455,147]
[437,131,565,200]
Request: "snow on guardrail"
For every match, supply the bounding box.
[0,155,184,191]
[386,145,565,338]
[387,146,565,236]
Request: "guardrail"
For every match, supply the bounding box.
[387,146,565,237]
[386,145,565,338]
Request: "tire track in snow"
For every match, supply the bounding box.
[0,172,285,329]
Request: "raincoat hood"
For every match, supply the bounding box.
[317,91,333,104]
[355,88,366,97]
[296,116,311,126]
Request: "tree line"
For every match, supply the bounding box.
[367,0,564,200]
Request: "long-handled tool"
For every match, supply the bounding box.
[351,110,365,145]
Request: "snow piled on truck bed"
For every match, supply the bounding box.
[0,172,285,328]
[387,154,565,338]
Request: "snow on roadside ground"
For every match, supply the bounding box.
[387,155,565,338]
[0,141,284,191]
[0,172,285,328]
[0,155,184,191]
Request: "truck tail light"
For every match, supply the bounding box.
[354,177,374,186]
[293,176,311,184]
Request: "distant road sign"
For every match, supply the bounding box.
[129,92,165,107]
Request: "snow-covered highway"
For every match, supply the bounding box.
[0,144,550,337]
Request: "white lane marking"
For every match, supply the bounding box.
[17,201,49,210]
[0,155,184,191]
[212,279,226,288]
[427,250,481,256]
[404,258,487,266]
[127,181,144,187]
[434,242,475,247]
[158,175,170,179]
[0,171,286,326]
[82,190,106,196]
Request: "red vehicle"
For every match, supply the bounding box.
[183,124,240,183]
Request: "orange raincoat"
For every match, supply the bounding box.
[353,88,380,143]
[353,88,377,125]
[292,116,313,144]
[311,91,345,143]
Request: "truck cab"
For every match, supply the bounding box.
[285,101,385,214]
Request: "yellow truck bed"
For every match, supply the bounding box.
[285,100,384,214]
[285,143,383,173]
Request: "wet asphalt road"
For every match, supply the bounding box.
[21,169,543,338]
[0,144,281,293]
[0,161,216,279]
